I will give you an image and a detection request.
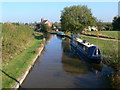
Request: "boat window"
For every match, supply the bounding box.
[85,47,89,53]
[77,42,82,49]
[94,48,101,55]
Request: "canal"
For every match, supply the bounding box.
[21,34,113,88]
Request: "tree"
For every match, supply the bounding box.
[52,22,61,29]
[41,23,50,32]
[35,23,41,32]
[60,5,96,33]
[96,20,113,31]
[104,22,112,31]
[112,16,120,30]
[96,21,104,31]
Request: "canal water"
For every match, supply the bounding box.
[21,34,113,88]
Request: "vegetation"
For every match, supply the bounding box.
[2,33,44,88]
[2,23,34,62]
[60,5,96,33]
[52,22,61,29]
[112,16,120,30]
[82,31,119,40]
[41,23,51,32]
[103,22,113,31]
[96,21,113,31]
[35,23,51,33]
[2,23,44,88]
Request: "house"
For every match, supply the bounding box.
[84,26,98,31]
[41,18,52,27]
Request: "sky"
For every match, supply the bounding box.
[1,2,119,23]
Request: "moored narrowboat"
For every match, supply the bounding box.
[70,34,102,63]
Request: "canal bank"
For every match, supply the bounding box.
[21,34,113,88]
[2,34,45,88]
[14,39,45,88]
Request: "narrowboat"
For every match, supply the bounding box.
[57,31,65,36]
[70,34,102,64]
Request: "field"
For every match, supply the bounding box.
[82,31,119,40]
[2,33,44,88]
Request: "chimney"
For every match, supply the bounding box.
[41,18,44,22]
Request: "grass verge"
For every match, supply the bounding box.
[2,34,44,88]
[82,31,119,40]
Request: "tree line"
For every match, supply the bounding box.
[34,5,119,33]
[60,5,120,33]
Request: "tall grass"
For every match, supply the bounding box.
[2,23,34,62]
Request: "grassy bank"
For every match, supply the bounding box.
[82,31,119,40]
[2,33,44,88]
[2,23,34,62]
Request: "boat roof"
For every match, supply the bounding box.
[75,38,95,47]
[71,34,79,37]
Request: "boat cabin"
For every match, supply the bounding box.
[70,34,102,63]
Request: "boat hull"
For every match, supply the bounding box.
[57,34,65,37]
[70,42,101,64]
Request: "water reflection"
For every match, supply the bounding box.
[60,36,113,87]
[61,37,89,75]
[43,33,53,42]
[61,37,106,76]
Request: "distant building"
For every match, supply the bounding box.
[84,26,98,31]
[41,18,52,27]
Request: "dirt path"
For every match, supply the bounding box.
[81,35,120,42]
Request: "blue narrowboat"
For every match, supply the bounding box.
[70,34,102,63]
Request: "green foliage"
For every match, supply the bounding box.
[104,22,113,31]
[41,23,51,32]
[60,5,96,33]
[96,21,104,31]
[2,34,43,88]
[52,22,61,29]
[2,23,34,62]
[112,16,120,30]
[96,21,113,31]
